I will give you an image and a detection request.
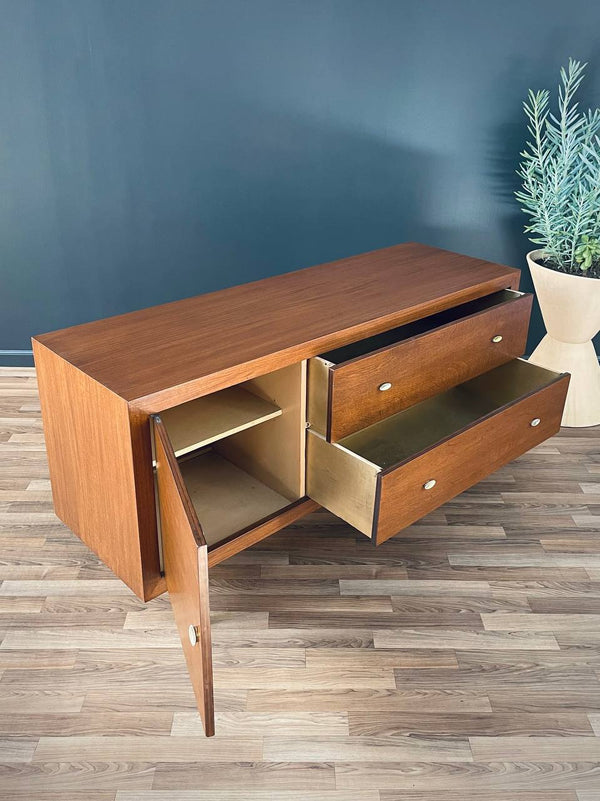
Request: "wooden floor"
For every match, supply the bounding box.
[1,366,600,800]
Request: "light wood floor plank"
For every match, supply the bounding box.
[151,762,335,790]
[262,734,472,762]
[348,711,593,736]
[490,580,600,597]
[247,687,492,712]
[213,666,396,689]
[0,737,37,762]
[33,735,263,762]
[588,713,600,734]
[0,712,174,736]
[0,579,133,596]
[470,735,600,760]
[380,793,577,801]
[210,628,374,648]
[0,689,85,713]
[373,628,560,650]
[335,761,600,790]
[340,579,492,596]
[305,648,458,669]
[171,709,349,736]
[117,792,378,801]
[2,793,115,801]
[0,762,154,793]
[482,613,600,630]
[489,688,600,713]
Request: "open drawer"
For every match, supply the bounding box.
[308,288,533,441]
[307,359,569,545]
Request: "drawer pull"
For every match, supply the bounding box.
[423,479,437,490]
[188,624,200,646]
[491,335,503,343]
[530,417,541,427]
[378,382,392,392]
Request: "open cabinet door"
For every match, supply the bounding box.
[153,415,215,736]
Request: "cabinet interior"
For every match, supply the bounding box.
[159,361,306,547]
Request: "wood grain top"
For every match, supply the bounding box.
[33,242,520,411]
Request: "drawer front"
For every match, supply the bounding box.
[374,374,569,543]
[327,291,532,441]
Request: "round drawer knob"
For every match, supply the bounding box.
[423,479,437,490]
[188,624,200,646]
[378,382,392,392]
[492,335,503,343]
[530,418,541,427]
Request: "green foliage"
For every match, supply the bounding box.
[574,233,600,270]
[515,59,600,277]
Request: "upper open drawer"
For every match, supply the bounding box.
[307,359,569,545]
[308,288,533,441]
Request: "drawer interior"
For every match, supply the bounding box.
[334,359,561,469]
[320,289,523,365]
[157,362,306,548]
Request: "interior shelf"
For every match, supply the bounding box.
[179,451,292,547]
[160,385,282,458]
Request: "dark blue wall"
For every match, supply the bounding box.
[2,0,599,364]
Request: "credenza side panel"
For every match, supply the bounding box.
[33,340,156,599]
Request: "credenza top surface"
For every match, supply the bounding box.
[33,242,520,410]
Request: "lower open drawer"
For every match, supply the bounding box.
[307,359,569,544]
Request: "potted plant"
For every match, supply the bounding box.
[516,58,600,427]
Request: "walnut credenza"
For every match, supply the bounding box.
[32,243,569,735]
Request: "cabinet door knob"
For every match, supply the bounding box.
[188,624,200,646]
[378,382,392,391]
[492,335,503,343]
[530,418,541,427]
[423,479,437,490]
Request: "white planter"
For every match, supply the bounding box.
[527,249,600,427]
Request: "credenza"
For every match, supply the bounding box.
[32,242,569,735]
